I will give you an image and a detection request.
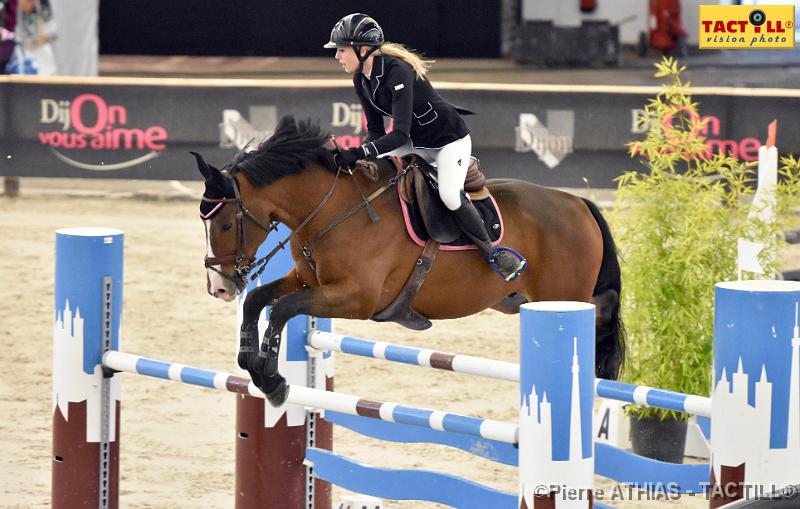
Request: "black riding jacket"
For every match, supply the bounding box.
[354,55,470,156]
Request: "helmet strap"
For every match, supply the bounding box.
[355,45,379,75]
[355,45,379,62]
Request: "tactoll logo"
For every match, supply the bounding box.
[38,94,169,170]
[514,111,574,169]
[699,5,795,49]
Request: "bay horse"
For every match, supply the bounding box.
[196,116,625,406]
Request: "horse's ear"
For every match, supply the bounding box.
[191,151,216,180]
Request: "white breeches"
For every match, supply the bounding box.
[384,134,472,211]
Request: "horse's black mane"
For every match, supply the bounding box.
[231,116,336,187]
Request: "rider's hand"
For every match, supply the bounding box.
[339,146,366,169]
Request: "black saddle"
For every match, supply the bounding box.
[398,155,502,246]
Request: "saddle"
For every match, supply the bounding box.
[397,155,501,246]
[371,155,503,331]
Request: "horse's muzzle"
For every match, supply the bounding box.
[210,286,238,302]
[207,268,245,301]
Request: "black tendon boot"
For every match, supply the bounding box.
[452,193,527,281]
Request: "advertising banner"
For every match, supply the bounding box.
[3,78,799,188]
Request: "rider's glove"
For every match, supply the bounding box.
[339,146,366,169]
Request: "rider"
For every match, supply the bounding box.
[325,13,526,281]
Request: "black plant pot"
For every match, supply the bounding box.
[629,415,688,464]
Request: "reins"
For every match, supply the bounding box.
[299,157,408,271]
[202,156,411,284]
[245,165,344,282]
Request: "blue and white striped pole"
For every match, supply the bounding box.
[519,302,595,509]
[102,350,518,444]
[309,330,712,417]
[52,228,124,509]
[594,379,711,418]
[711,280,800,507]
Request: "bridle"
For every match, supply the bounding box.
[201,173,279,289]
[201,159,350,288]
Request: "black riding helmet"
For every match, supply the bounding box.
[324,13,384,63]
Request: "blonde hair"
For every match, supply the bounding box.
[374,42,434,78]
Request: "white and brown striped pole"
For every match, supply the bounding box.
[52,228,124,509]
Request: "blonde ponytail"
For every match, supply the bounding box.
[374,42,434,78]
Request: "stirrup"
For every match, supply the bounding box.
[488,246,527,282]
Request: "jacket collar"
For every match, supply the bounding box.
[361,55,386,99]
[371,55,385,98]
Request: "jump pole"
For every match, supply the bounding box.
[52,228,123,509]
[309,329,712,418]
[96,300,598,507]
[101,350,519,444]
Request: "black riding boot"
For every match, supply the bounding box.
[452,194,526,281]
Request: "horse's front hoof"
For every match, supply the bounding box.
[263,377,289,407]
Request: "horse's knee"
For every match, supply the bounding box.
[242,289,266,318]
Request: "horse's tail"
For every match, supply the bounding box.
[582,198,626,381]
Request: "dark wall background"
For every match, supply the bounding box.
[98,0,501,58]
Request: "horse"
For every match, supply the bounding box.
[195,116,625,406]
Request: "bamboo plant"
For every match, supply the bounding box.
[612,57,800,421]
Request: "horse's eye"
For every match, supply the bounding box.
[222,223,233,232]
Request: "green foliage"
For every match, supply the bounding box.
[611,57,800,420]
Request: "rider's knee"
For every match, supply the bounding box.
[439,186,463,211]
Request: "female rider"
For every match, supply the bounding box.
[326,13,526,281]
